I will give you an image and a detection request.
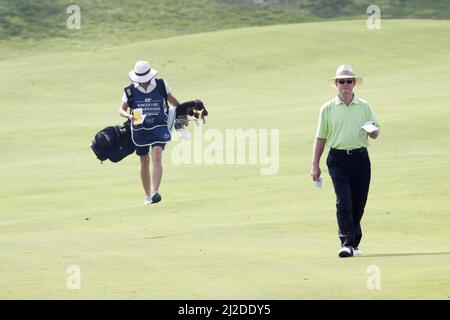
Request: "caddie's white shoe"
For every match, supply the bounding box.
[144,195,153,205]
[144,192,162,205]
[338,246,354,258]
[353,247,362,256]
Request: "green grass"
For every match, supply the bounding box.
[0,19,450,299]
[2,0,450,60]
[2,0,450,44]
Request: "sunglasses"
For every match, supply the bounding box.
[338,79,354,84]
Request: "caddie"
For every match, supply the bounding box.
[119,60,180,205]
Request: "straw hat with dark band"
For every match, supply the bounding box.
[329,65,363,88]
[129,60,158,83]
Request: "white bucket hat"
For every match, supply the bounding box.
[129,60,158,83]
[328,65,363,88]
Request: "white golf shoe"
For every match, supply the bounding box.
[338,246,354,258]
[144,195,153,205]
[144,191,162,205]
[353,247,362,256]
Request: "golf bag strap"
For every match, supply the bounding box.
[155,78,169,113]
[124,84,135,108]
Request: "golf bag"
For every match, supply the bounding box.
[90,121,136,163]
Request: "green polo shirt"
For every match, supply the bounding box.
[316,95,379,150]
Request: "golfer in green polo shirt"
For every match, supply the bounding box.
[311,65,380,258]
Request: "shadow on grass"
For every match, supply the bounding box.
[361,252,450,258]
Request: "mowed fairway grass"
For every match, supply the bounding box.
[0,20,449,299]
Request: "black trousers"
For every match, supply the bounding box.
[326,148,371,248]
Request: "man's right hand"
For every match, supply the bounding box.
[311,163,321,181]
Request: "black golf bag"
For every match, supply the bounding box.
[90,121,136,163]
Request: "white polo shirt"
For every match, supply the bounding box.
[121,78,171,103]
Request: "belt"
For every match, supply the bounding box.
[331,147,367,155]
